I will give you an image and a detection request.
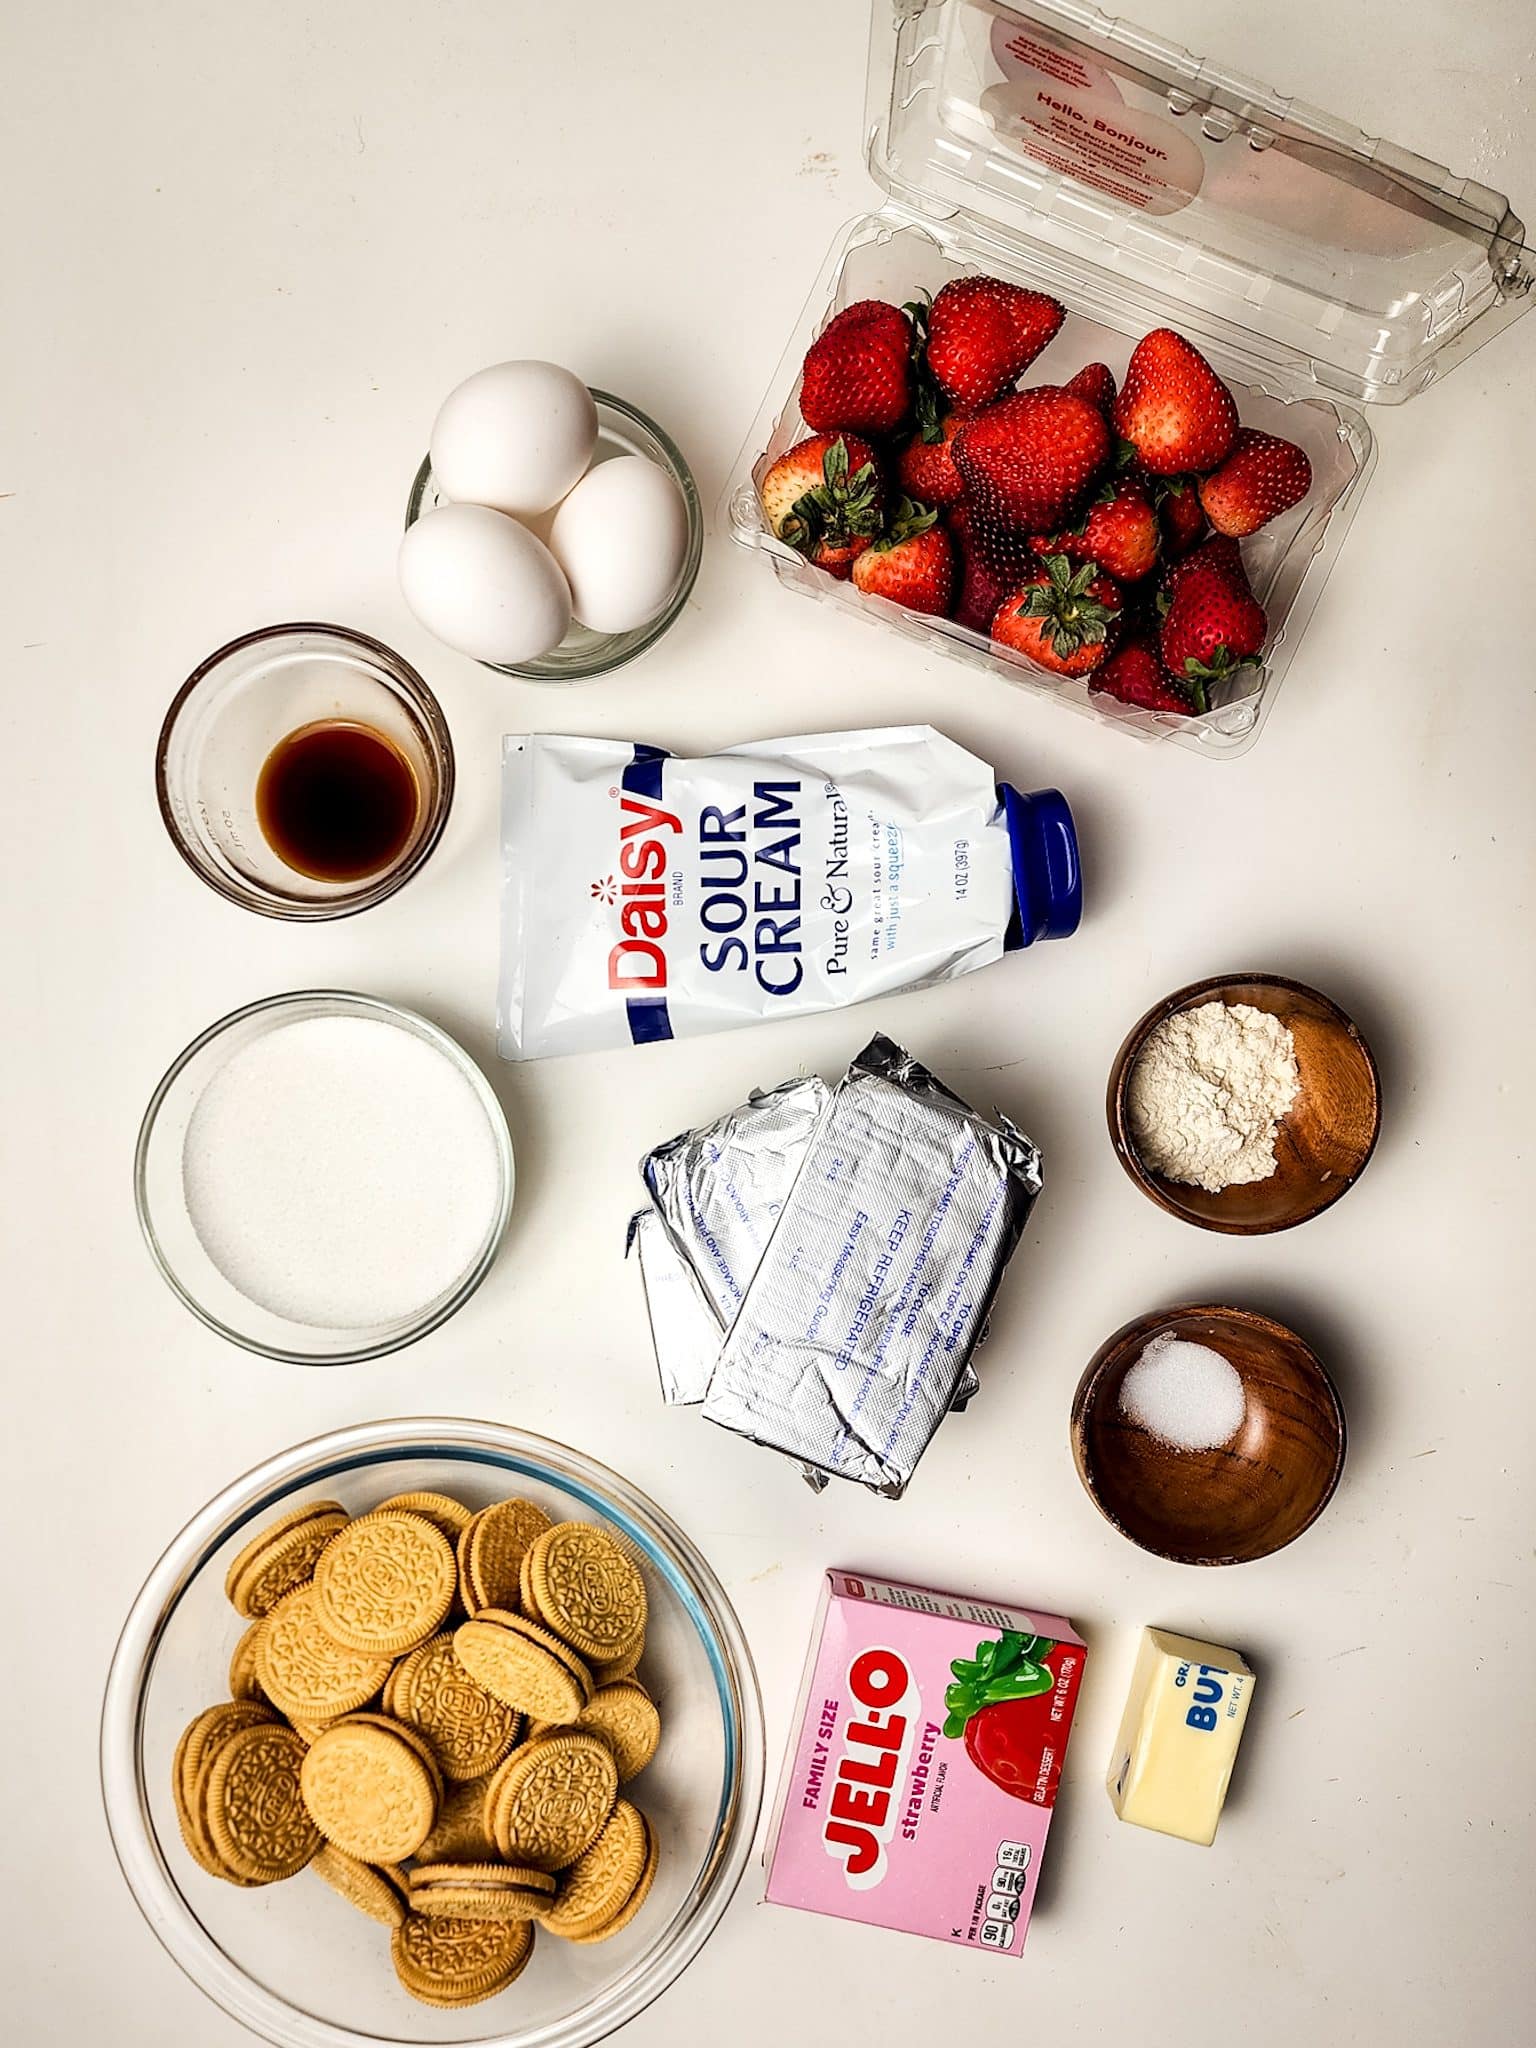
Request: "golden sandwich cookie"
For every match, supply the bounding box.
[454,1610,593,1724]
[391,1630,524,1781]
[407,1860,556,1923]
[227,1622,268,1705]
[564,1813,658,1945]
[173,1701,276,1883]
[523,1522,647,1666]
[484,1732,618,1872]
[312,1510,457,1657]
[457,1497,553,1616]
[391,1910,534,2009]
[223,1501,349,1621]
[374,1491,474,1544]
[311,1843,410,1929]
[415,1775,499,1865]
[299,1714,442,1864]
[205,1721,321,1884]
[539,1799,650,1940]
[571,1681,661,1783]
[255,1582,394,1722]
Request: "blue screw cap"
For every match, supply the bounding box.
[1001,784,1082,947]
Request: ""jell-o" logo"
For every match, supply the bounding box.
[821,1646,919,1890]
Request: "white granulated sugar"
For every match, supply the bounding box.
[1120,1334,1246,1451]
[182,1016,502,1329]
[1126,1000,1300,1194]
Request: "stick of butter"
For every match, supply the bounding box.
[1106,1627,1255,1846]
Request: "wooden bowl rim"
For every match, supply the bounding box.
[1070,1301,1348,1566]
[1106,971,1382,1236]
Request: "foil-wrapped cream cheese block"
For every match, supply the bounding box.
[699,1036,1041,1495]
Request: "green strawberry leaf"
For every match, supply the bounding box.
[979,1664,1054,1702]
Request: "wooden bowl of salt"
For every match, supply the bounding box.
[1071,1305,1346,1566]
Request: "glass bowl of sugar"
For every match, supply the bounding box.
[135,991,514,1362]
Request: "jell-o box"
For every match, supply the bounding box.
[764,1571,1086,1956]
[1106,1626,1256,1846]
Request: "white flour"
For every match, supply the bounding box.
[1126,1000,1300,1193]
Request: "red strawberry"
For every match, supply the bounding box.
[852,497,955,617]
[946,502,1031,634]
[1162,531,1245,595]
[942,1629,1077,1806]
[896,414,965,508]
[1199,427,1312,536]
[1091,630,1195,714]
[760,433,883,580]
[953,388,1111,534]
[1033,476,1158,583]
[808,534,873,579]
[799,299,913,437]
[922,276,1064,411]
[1064,360,1117,415]
[1158,535,1266,691]
[1156,475,1207,559]
[1114,328,1238,476]
[991,553,1122,676]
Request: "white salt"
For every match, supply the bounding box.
[181,1015,503,1329]
[1119,1333,1246,1451]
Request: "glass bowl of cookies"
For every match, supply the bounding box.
[100,1418,764,2048]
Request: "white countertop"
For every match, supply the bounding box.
[5,1,1534,2042]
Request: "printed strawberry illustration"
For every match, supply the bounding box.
[799,299,914,438]
[1113,327,1238,476]
[953,386,1111,534]
[943,1630,1060,1802]
[1199,427,1312,536]
[1063,360,1117,415]
[992,552,1122,676]
[852,497,955,617]
[920,276,1065,411]
[760,433,884,580]
[946,501,1031,635]
[1091,629,1198,714]
[896,414,965,509]
[1157,534,1266,690]
[1032,475,1159,583]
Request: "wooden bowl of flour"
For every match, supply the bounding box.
[1107,974,1381,1234]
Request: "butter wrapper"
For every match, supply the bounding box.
[701,1036,1041,1495]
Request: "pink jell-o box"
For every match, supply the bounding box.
[765,1571,1086,1956]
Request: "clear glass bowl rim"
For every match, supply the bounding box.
[154,621,457,921]
[133,990,515,1365]
[404,389,704,683]
[99,1416,766,2048]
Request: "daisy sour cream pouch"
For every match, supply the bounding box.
[498,726,1080,1060]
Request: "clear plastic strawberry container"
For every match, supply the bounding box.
[725,0,1532,756]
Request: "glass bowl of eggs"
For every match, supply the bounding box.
[402,370,703,683]
[100,1416,765,2048]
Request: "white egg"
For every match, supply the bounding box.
[548,456,691,635]
[430,360,598,516]
[398,502,571,667]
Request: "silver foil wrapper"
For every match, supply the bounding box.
[700,1035,1042,1496]
[643,1076,830,1324]
[635,1072,977,1420]
[626,1206,725,1407]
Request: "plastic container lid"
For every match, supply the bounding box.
[1002,783,1081,945]
[863,0,1531,403]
